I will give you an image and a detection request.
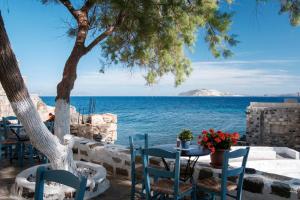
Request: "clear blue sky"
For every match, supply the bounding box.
[1,0,300,96]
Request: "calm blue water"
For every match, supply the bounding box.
[41,96,297,145]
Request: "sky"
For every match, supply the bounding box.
[1,0,300,96]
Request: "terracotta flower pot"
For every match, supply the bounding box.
[210,149,227,168]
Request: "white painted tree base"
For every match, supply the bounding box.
[12,161,110,200]
[55,99,71,143]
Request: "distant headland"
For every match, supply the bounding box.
[178,89,243,97]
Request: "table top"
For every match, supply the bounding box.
[152,144,210,157]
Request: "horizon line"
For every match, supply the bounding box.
[39,95,300,97]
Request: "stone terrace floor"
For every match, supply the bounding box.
[0,160,131,200]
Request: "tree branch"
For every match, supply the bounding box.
[81,0,95,12]
[84,10,126,54]
[59,0,78,19]
[84,27,114,54]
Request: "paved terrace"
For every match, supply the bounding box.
[0,161,131,200]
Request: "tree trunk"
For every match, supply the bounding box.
[0,12,76,172]
[53,2,120,141]
[54,7,88,142]
[54,47,83,142]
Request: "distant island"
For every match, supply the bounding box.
[263,92,300,97]
[178,89,242,97]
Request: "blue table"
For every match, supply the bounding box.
[7,124,29,141]
[153,144,210,181]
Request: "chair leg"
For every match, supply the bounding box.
[28,144,34,166]
[0,144,2,161]
[192,186,197,200]
[17,143,24,168]
[8,145,13,164]
[4,146,8,159]
[130,185,135,200]
[211,194,216,200]
[130,174,136,200]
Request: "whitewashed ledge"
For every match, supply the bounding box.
[12,161,109,200]
[73,137,300,200]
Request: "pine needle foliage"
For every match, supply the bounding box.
[40,0,238,86]
[258,0,300,26]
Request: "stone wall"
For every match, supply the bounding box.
[70,114,117,144]
[246,102,300,151]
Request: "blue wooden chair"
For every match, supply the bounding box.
[45,121,54,134]
[0,134,15,163]
[196,147,250,200]
[2,116,18,135]
[2,116,33,167]
[129,133,148,200]
[34,166,87,200]
[1,117,20,164]
[142,148,195,200]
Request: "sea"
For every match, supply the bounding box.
[41,96,298,146]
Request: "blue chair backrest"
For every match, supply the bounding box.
[44,121,54,134]
[129,134,148,150]
[142,148,181,197]
[2,116,20,139]
[34,166,87,200]
[2,116,29,141]
[129,134,149,199]
[129,134,148,159]
[221,147,250,199]
[3,116,19,122]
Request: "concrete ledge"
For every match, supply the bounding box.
[274,147,300,159]
[12,161,109,199]
[73,137,300,200]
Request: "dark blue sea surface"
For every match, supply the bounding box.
[41,96,296,145]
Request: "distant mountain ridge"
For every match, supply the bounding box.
[178,89,241,96]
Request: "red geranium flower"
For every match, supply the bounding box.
[214,138,221,143]
[232,132,240,140]
[219,133,225,140]
[199,129,239,152]
[202,136,208,142]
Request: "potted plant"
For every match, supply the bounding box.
[198,129,239,168]
[178,129,193,149]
